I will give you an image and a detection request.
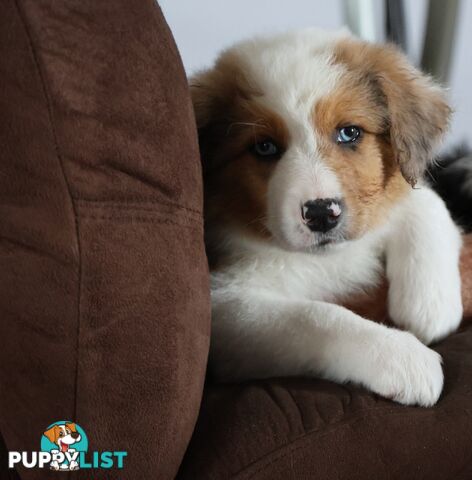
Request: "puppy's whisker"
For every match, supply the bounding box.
[243,214,269,228]
[425,168,436,183]
[226,120,267,136]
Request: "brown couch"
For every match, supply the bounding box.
[0,1,471,479]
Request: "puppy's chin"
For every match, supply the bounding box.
[270,223,349,254]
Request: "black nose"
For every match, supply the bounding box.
[71,432,79,439]
[302,198,342,233]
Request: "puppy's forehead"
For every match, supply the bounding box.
[228,29,350,114]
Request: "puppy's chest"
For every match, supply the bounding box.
[288,250,384,301]
[239,240,386,302]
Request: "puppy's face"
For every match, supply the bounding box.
[192,30,450,254]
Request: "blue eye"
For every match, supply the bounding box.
[336,126,362,144]
[252,139,280,157]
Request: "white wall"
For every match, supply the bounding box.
[160,0,472,149]
[448,0,472,149]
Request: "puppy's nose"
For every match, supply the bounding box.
[71,432,79,439]
[302,198,342,233]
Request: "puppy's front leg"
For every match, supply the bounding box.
[386,188,463,344]
[211,289,443,406]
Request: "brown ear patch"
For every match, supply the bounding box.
[313,66,410,236]
[333,39,451,186]
[190,62,251,131]
[190,51,259,171]
[190,54,290,257]
[203,100,290,260]
[43,425,60,444]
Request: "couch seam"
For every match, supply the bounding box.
[79,215,202,229]
[75,197,202,216]
[76,201,202,221]
[13,1,83,468]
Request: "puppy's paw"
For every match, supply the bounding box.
[368,330,444,406]
[388,282,462,345]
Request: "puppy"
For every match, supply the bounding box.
[190,29,463,406]
[44,422,81,470]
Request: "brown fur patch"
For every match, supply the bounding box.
[191,60,290,262]
[314,72,409,236]
[203,101,289,242]
[333,39,451,186]
[340,278,391,325]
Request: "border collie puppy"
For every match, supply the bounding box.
[190,29,463,406]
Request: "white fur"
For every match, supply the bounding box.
[208,30,463,406]
[386,187,463,344]
[211,186,461,406]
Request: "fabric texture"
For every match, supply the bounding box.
[0,1,210,479]
[2,1,472,479]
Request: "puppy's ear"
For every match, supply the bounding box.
[189,69,222,132]
[377,46,451,186]
[336,41,451,186]
[190,50,251,127]
[189,53,254,160]
[66,422,77,432]
[190,69,230,172]
[44,425,59,444]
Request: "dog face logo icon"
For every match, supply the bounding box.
[41,421,88,471]
[44,423,81,453]
[9,420,126,471]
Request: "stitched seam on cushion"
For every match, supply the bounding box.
[80,215,202,230]
[13,0,83,462]
[76,197,202,216]
[77,200,202,221]
[233,407,465,480]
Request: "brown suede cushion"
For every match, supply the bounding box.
[0,1,210,479]
[178,323,472,480]
[178,240,472,480]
